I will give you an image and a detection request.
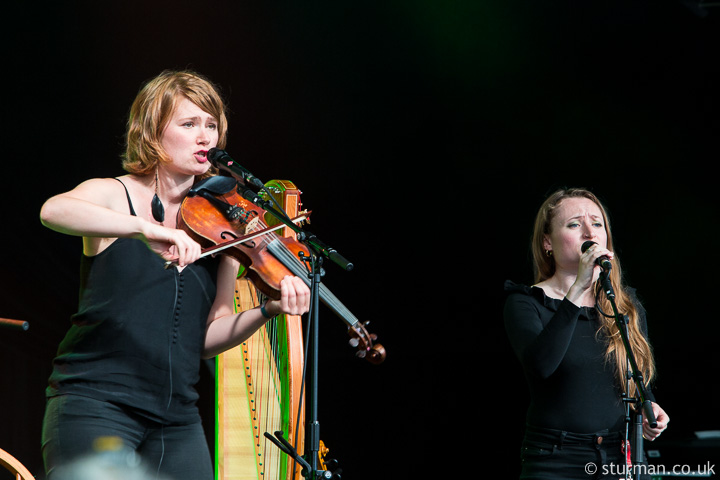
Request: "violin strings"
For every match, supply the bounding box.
[245,212,366,336]
[253,221,362,331]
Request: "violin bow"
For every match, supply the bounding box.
[164,212,310,269]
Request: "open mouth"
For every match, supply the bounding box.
[194,150,209,162]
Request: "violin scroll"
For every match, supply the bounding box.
[348,321,386,365]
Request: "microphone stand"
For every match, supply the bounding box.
[237,181,348,480]
[598,270,656,480]
[238,184,353,272]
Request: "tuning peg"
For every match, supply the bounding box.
[366,344,386,365]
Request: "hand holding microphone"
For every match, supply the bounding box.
[566,241,614,304]
[581,240,612,272]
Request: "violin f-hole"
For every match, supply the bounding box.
[220,231,256,248]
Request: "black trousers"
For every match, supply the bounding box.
[41,394,213,480]
[519,424,649,480]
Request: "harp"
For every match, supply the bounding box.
[214,179,385,480]
[215,180,306,480]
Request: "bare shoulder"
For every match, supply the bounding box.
[62,176,135,212]
[64,176,124,197]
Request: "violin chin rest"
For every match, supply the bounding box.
[190,175,238,196]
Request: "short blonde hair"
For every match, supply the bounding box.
[122,70,228,177]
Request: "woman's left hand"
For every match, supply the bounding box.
[643,402,670,441]
[265,276,311,317]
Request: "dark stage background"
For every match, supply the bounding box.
[2,1,719,478]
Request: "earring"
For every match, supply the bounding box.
[151,168,165,223]
[545,249,553,257]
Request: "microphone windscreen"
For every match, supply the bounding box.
[207,148,225,164]
[581,240,597,253]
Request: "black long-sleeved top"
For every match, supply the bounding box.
[503,280,653,433]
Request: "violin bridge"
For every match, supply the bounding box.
[226,203,260,234]
[243,216,260,234]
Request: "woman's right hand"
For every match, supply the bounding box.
[580,243,612,285]
[41,177,203,265]
[139,222,203,267]
[567,242,614,304]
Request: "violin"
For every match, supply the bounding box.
[177,175,308,300]
[176,175,386,364]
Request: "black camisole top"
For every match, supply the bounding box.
[46,179,219,424]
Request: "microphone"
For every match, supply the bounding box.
[581,241,612,271]
[207,148,264,188]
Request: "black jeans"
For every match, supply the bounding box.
[519,424,647,480]
[41,394,213,480]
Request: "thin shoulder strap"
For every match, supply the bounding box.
[113,178,137,217]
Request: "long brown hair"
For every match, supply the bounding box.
[122,70,228,179]
[532,187,655,397]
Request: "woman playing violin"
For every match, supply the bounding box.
[39,70,310,480]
